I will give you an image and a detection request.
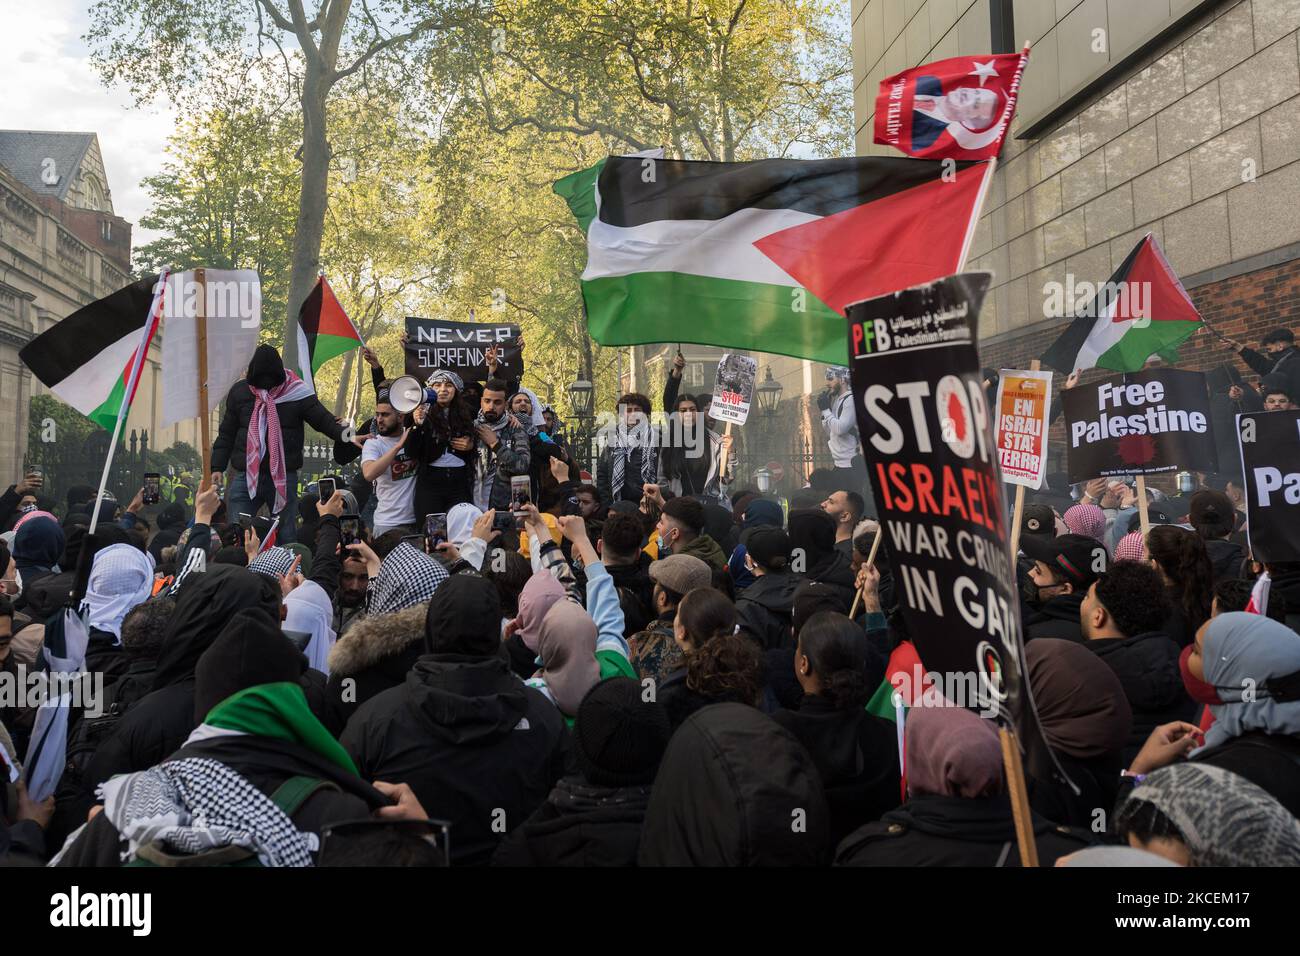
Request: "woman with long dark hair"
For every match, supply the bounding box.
[773,611,898,844]
[1146,524,1214,648]
[405,369,478,518]
[657,588,762,728]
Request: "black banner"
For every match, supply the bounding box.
[1063,367,1217,482]
[404,317,523,383]
[846,272,1025,728]
[1239,409,1300,562]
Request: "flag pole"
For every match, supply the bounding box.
[88,271,168,535]
[197,268,213,492]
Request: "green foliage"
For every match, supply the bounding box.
[27,393,95,451]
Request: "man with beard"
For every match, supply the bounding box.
[1019,534,1107,643]
[335,551,370,635]
[360,388,419,537]
[818,366,864,491]
[472,379,531,511]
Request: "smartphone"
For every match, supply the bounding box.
[492,511,516,534]
[340,514,361,547]
[425,512,448,553]
[318,476,337,503]
[510,475,531,511]
[143,472,161,505]
[238,512,254,531]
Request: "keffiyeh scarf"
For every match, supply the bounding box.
[367,543,449,616]
[610,418,657,500]
[81,543,156,640]
[246,370,315,514]
[98,757,318,867]
[426,369,464,391]
[248,546,297,580]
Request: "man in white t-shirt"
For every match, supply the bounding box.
[361,395,419,536]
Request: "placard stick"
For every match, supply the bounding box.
[1136,474,1151,537]
[999,727,1040,867]
[850,525,885,617]
[718,421,733,482]
[197,268,212,492]
[1007,484,1027,560]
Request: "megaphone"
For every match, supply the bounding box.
[389,375,436,414]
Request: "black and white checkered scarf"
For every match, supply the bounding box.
[96,757,317,867]
[610,419,657,500]
[367,542,449,617]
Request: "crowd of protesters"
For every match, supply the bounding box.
[1,324,1299,868]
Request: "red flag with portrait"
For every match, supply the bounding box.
[874,46,1030,161]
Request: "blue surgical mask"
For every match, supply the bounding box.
[656,534,667,552]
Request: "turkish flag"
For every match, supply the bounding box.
[874,46,1030,161]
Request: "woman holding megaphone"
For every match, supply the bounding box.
[391,368,479,516]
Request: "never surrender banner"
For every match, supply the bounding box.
[1238,410,1300,562]
[1063,368,1217,482]
[405,317,522,383]
[995,368,1052,490]
[846,272,1023,726]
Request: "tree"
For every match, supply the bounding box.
[87,0,484,368]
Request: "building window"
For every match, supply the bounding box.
[685,362,705,387]
[101,219,112,242]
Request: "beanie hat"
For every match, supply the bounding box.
[194,608,304,722]
[1189,489,1235,538]
[574,677,671,787]
[741,525,792,570]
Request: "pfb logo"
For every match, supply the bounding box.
[851,317,892,357]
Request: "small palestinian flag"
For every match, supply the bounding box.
[1042,233,1202,374]
[555,155,993,365]
[296,275,362,390]
[19,275,164,431]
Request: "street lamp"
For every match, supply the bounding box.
[756,366,783,415]
[567,379,596,476]
[568,380,594,417]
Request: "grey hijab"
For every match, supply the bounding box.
[1200,611,1300,750]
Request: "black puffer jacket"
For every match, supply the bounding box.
[835,794,1095,866]
[638,703,830,866]
[1023,593,1085,642]
[735,572,799,651]
[322,601,428,736]
[341,654,567,867]
[77,565,282,803]
[1087,631,1195,763]
[211,346,347,474]
[491,776,652,867]
[1204,538,1247,584]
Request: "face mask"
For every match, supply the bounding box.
[656,535,668,553]
[1179,643,1222,706]
[1021,578,1045,607]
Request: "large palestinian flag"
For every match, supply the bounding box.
[1042,233,1202,374]
[554,155,993,364]
[19,275,164,431]
[296,274,362,390]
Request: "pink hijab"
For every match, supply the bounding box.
[515,573,565,652]
[906,705,1004,799]
[536,601,601,716]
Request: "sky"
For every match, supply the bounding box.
[1,0,176,246]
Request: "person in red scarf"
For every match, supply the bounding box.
[212,344,357,545]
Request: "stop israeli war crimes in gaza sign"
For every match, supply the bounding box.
[1062,368,1217,483]
[845,271,1025,727]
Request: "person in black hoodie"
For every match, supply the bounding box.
[211,344,352,545]
[836,705,1094,866]
[773,611,898,846]
[639,702,830,865]
[1019,534,1106,642]
[735,525,798,651]
[341,574,567,866]
[493,677,670,866]
[787,508,857,609]
[54,608,390,866]
[1187,489,1246,584]
[74,564,283,809]
[1080,561,1194,763]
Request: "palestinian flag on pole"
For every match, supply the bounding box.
[19,275,165,431]
[1042,233,1202,374]
[296,274,363,391]
[554,155,994,365]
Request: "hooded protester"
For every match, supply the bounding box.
[1116,762,1300,866]
[1025,638,1132,829]
[639,703,830,865]
[80,543,156,685]
[835,705,1095,866]
[322,543,450,733]
[74,565,283,809]
[727,497,785,590]
[284,580,336,675]
[503,571,566,678]
[493,677,671,867]
[11,513,63,612]
[54,608,389,867]
[787,508,857,608]
[773,612,897,845]
[341,575,567,866]
[734,525,798,651]
[1188,489,1246,584]
[404,369,478,518]
[447,502,483,548]
[212,344,351,545]
[1080,562,1193,763]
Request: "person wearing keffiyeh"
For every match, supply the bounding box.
[404,368,480,518]
[596,392,659,506]
[212,345,353,546]
[468,379,531,512]
[366,543,450,617]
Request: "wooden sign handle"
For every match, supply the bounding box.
[196,268,212,492]
[1000,727,1040,867]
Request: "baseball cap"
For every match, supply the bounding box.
[1021,503,1056,538]
[1020,533,1107,588]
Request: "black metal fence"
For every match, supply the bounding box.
[24,428,156,510]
